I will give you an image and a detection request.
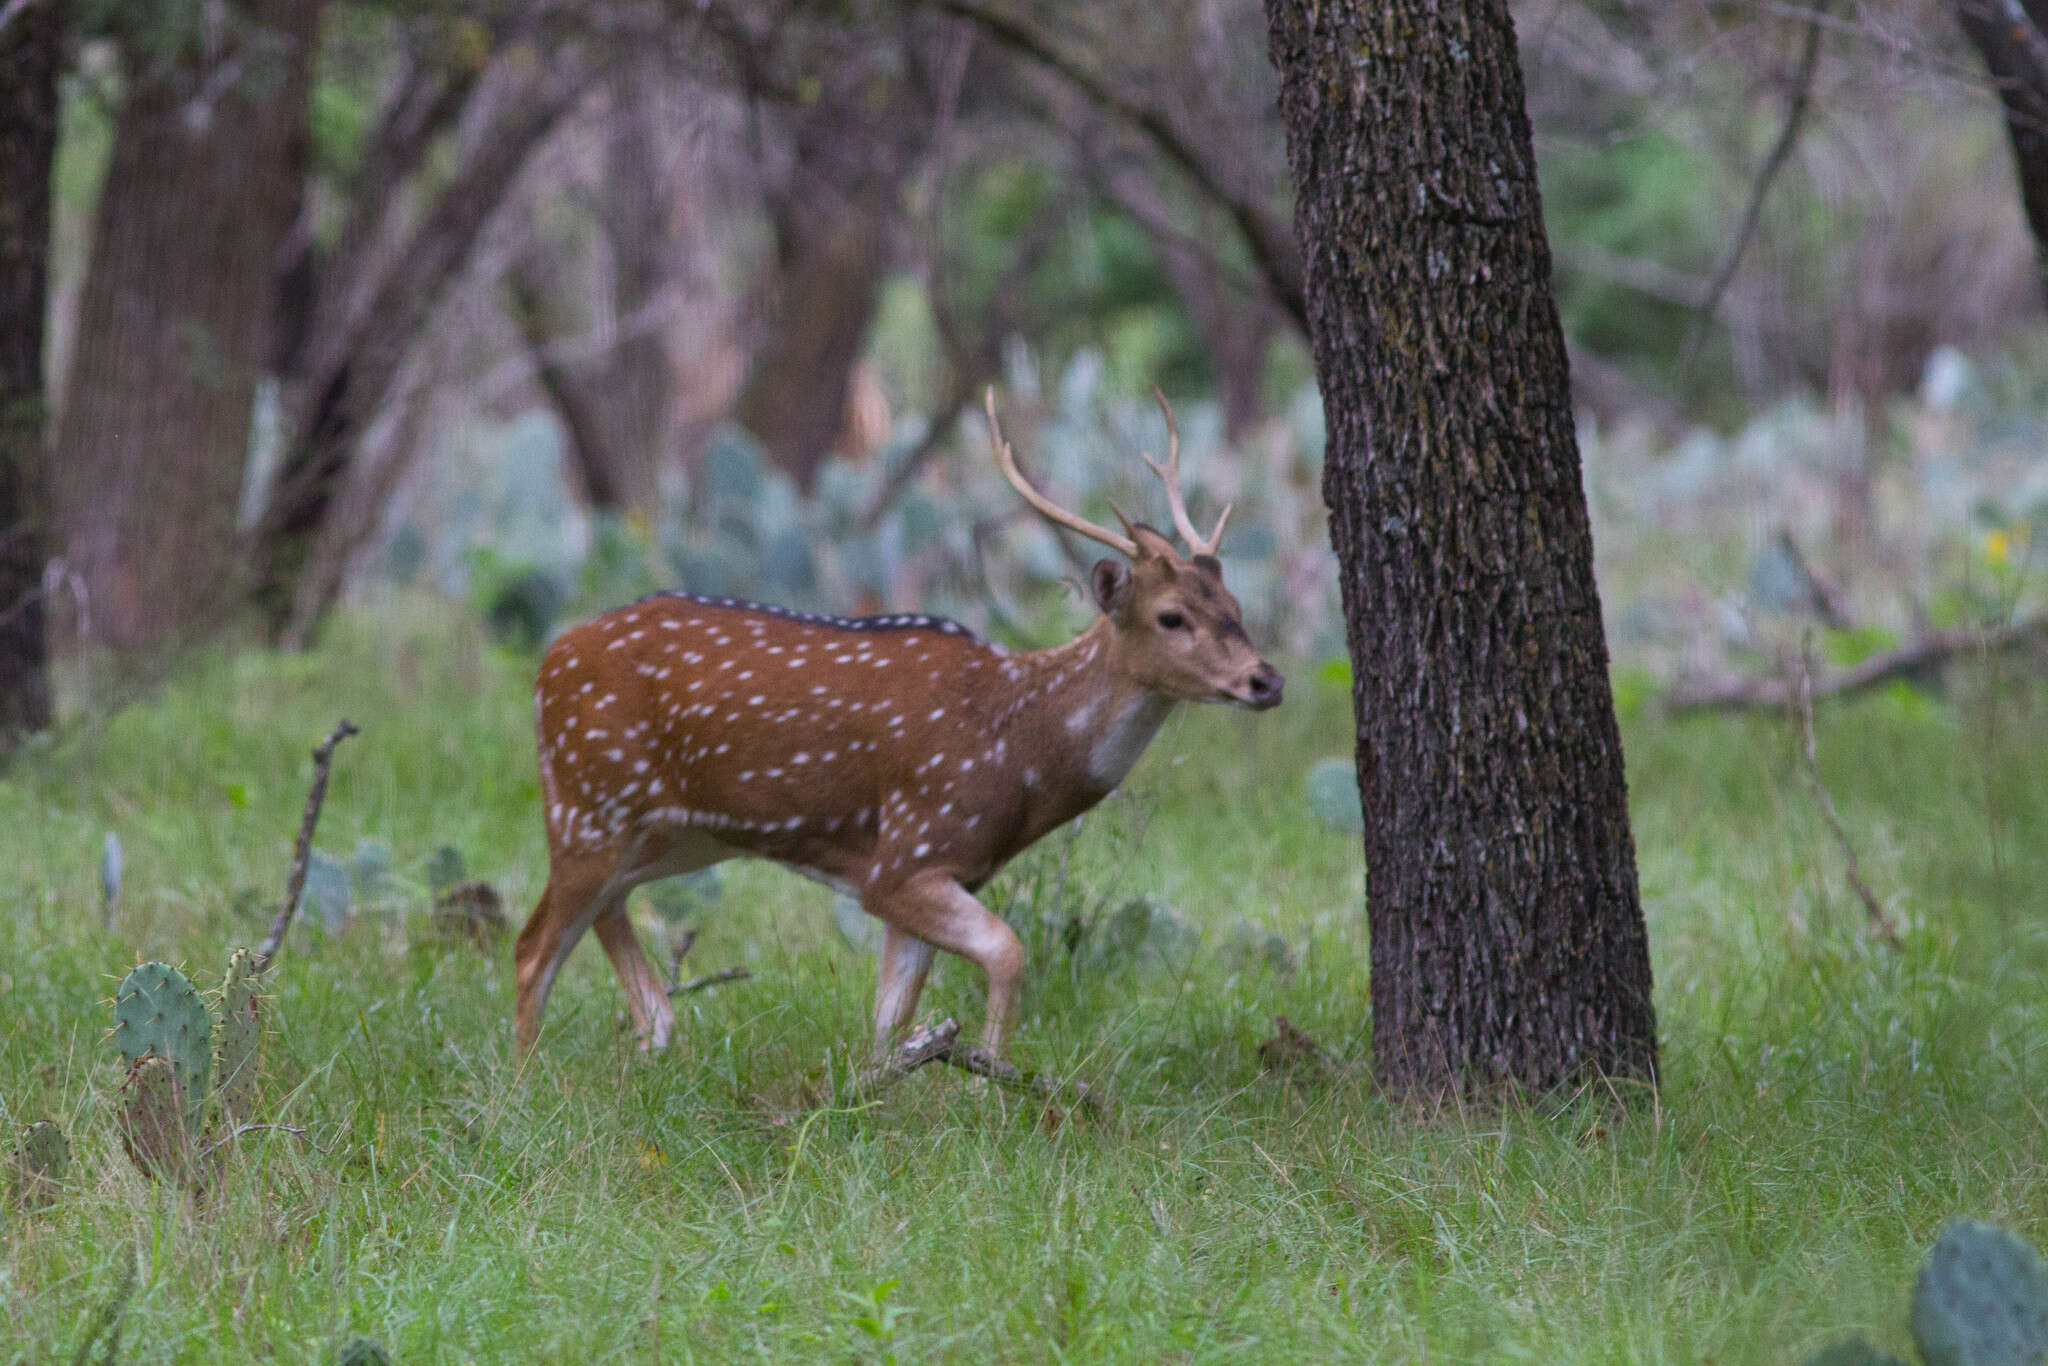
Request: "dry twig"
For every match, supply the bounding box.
[1793,642,1904,949]
[869,1016,1108,1116]
[668,967,750,996]
[1664,615,2048,713]
[255,719,359,971]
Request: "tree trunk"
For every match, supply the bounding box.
[1264,0,1657,1093]
[731,198,886,493]
[0,0,60,746]
[48,0,319,656]
[1952,0,2048,299]
[504,62,675,517]
[255,44,587,646]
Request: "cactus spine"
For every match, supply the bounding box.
[216,948,263,1126]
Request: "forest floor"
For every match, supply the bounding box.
[3,602,2046,1363]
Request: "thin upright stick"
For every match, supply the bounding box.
[1794,646,1902,949]
[255,719,360,971]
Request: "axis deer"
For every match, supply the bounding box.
[514,389,1284,1059]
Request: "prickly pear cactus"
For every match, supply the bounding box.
[1804,1336,1908,1366]
[216,948,262,1126]
[426,844,465,900]
[1911,1220,2048,1366]
[118,1055,194,1185]
[112,962,211,1136]
[8,1120,70,1210]
[334,1337,391,1366]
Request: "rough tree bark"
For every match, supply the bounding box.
[49,0,320,655]
[0,0,58,745]
[1265,0,1657,1093]
[1951,0,2048,298]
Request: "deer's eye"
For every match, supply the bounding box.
[1156,610,1186,630]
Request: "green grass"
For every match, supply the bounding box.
[4,604,2047,1363]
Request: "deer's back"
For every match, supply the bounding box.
[534,593,1006,866]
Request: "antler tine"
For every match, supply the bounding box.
[1140,385,1229,557]
[986,389,1138,558]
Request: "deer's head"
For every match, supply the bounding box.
[986,389,1285,711]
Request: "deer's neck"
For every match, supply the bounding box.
[1004,620,1174,806]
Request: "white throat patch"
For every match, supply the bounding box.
[1086,694,1174,790]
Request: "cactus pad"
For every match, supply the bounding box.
[112,962,211,1135]
[1805,1336,1908,1366]
[334,1338,391,1366]
[118,1055,194,1185]
[1911,1220,2048,1366]
[8,1120,70,1210]
[216,948,263,1125]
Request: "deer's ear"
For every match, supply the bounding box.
[1090,559,1131,615]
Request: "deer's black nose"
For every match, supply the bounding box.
[1245,663,1285,709]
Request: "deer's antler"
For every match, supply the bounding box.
[986,389,1139,558]
[1140,386,1230,557]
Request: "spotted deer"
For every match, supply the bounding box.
[514,390,1284,1059]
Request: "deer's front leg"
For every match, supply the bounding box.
[866,871,1025,1056]
[871,925,938,1061]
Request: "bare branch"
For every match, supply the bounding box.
[256,719,360,972]
[867,1015,1107,1115]
[668,967,750,996]
[928,0,1305,329]
[1664,615,2048,713]
[1686,1,1829,354]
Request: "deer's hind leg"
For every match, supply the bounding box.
[594,908,675,1050]
[515,851,620,1053]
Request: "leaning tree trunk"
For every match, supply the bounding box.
[256,43,587,647]
[0,0,60,746]
[1265,0,1657,1093]
[1950,0,2048,299]
[48,0,319,656]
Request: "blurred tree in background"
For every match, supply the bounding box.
[0,0,59,747]
[3,0,2048,743]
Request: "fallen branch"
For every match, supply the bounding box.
[657,926,747,995]
[255,719,360,972]
[668,967,750,996]
[1664,615,2048,714]
[868,1016,1107,1116]
[1794,643,1904,949]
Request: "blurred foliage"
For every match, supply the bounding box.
[1544,131,1721,390]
